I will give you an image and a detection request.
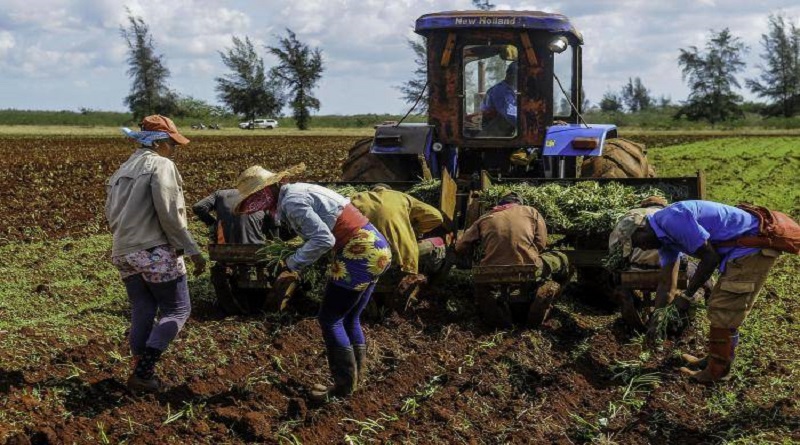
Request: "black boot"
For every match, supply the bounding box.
[309,346,357,403]
[127,347,162,393]
[353,343,367,387]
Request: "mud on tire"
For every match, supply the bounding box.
[580,138,655,179]
[341,137,419,182]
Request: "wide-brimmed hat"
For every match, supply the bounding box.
[235,163,306,201]
[121,115,189,147]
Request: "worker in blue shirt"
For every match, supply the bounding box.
[629,200,780,383]
[480,61,517,137]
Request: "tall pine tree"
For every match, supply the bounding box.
[746,13,800,117]
[215,36,283,125]
[268,29,324,130]
[120,10,176,120]
[676,28,747,124]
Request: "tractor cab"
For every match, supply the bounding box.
[416,10,587,149]
[351,10,617,183]
[415,10,619,180]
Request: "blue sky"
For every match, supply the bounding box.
[1,0,799,115]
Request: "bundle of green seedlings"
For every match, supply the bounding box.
[257,238,328,300]
[650,304,683,341]
[329,179,441,206]
[602,243,630,271]
[481,181,667,236]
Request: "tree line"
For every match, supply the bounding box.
[597,14,800,124]
[121,10,323,130]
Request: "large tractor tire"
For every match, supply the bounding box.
[341,137,416,182]
[580,138,655,179]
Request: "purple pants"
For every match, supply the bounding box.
[123,273,191,354]
[318,282,376,349]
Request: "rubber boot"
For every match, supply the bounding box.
[127,347,162,393]
[680,327,735,383]
[309,346,357,403]
[680,353,707,369]
[353,343,367,387]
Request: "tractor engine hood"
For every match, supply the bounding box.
[542,124,617,157]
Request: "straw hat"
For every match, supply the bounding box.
[235,163,306,199]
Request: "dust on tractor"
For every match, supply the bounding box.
[210,10,704,321]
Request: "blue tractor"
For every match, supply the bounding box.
[338,10,703,314]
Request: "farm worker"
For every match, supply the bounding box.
[106,115,206,393]
[455,192,570,328]
[192,189,278,244]
[349,184,446,309]
[609,196,715,330]
[234,164,392,403]
[629,200,781,383]
[480,61,518,137]
[193,189,280,314]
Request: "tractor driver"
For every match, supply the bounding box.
[350,184,447,311]
[480,61,518,137]
[455,192,570,328]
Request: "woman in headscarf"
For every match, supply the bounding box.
[106,115,206,393]
[235,164,391,402]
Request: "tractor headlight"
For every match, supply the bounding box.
[548,36,568,54]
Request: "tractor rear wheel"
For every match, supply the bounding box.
[580,138,655,178]
[341,137,418,181]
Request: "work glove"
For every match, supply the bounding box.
[189,254,206,277]
[397,273,427,310]
[271,269,300,311]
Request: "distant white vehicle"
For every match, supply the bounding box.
[239,118,279,129]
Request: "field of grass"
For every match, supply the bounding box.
[0,133,798,444]
[649,137,800,217]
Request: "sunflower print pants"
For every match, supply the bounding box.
[328,223,392,291]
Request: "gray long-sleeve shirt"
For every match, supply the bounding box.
[106,148,200,257]
[192,189,274,244]
[276,183,350,271]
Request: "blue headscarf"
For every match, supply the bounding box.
[121,127,170,147]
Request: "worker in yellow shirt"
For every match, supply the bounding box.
[350,184,447,311]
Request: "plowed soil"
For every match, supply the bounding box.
[1,135,798,444]
[0,135,358,244]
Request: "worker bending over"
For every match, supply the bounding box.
[455,192,570,328]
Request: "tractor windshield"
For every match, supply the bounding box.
[553,45,574,118]
[462,44,518,139]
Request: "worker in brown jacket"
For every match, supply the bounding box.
[455,192,570,328]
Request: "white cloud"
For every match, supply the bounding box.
[2,0,800,112]
[0,31,15,57]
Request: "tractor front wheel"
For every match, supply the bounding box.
[341,137,421,181]
[580,138,655,178]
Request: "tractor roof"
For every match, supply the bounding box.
[415,10,583,43]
